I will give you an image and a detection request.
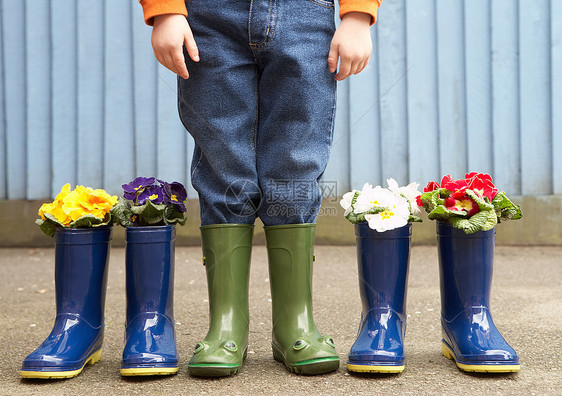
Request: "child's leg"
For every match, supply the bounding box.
[178,4,261,226]
[253,0,340,375]
[254,0,337,226]
[178,0,339,377]
[177,2,260,377]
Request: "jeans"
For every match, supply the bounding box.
[178,0,337,226]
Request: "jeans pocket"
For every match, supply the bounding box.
[306,0,335,8]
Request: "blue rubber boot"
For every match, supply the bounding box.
[121,225,179,376]
[437,222,520,373]
[20,227,112,379]
[347,223,411,374]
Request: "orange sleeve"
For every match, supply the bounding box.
[138,0,187,26]
[339,0,382,25]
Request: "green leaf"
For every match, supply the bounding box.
[343,191,361,224]
[70,214,104,228]
[43,212,66,228]
[419,189,445,214]
[131,200,166,225]
[93,212,113,228]
[111,197,135,227]
[344,211,359,224]
[492,191,522,221]
[465,189,494,211]
[345,206,386,224]
[350,191,360,208]
[36,218,59,237]
[428,204,467,222]
[401,193,421,220]
[164,206,187,226]
[450,208,497,234]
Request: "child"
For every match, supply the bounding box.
[139,0,381,377]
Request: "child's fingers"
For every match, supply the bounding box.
[356,57,369,74]
[184,25,200,62]
[172,49,189,79]
[156,50,188,80]
[328,42,339,74]
[351,59,364,75]
[335,58,351,81]
[336,51,361,80]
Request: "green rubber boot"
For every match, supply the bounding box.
[265,223,339,375]
[187,224,253,377]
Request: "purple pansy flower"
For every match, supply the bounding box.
[122,177,156,201]
[162,181,188,212]
[138,185,164,205]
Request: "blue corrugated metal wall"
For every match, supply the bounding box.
[0,0,560,201]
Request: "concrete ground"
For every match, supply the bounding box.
[1,244,561,395]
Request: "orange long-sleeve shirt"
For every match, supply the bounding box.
[139,0,381,26]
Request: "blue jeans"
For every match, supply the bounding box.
[178,0,337,226]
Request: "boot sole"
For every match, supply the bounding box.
[347,363,404,374]
[20,348,102,379]
[187,347,247,377]
[272,344,340,375]
[442,343,520,373]
[120,366,179,376]
[187,363,242,377]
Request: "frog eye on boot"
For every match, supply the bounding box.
[325,337,335,348]
[293,339,308,351]
[223,341,238,352]
[194,342,205,353]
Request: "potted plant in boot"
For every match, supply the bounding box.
[112,177,188,376]
[417,172,522,373]
[340,179,422,374]
[20,184,118,379]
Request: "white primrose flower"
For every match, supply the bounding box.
[340,190,357,216]
[354,183,396,214]
[387,178,422,216]
[364,198,411,232]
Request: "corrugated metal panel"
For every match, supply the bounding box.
[519,0,552,195]
[554,0,562,194]
[0,0,560,201]
[26,0,51,200]
[51,0,77,192]
[0,1,5,199]
[77,1,104,189]
[491,0,521,195]
[2,0,26,199]
[405,0,439,188]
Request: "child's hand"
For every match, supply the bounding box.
[328,12,372,81]
[152,14,199,79]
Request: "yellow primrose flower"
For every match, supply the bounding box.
[38,183,118,236]
[59,185,118,222]
[38,184,73,225]
[62,190,88,221]
[52,205,72,225]
[54,183,71,203]
[91,188,119,209]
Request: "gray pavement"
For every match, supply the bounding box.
[1,245,561,395]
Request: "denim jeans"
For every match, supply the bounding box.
[178,0,337,226]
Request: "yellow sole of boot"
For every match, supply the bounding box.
[20,348,102,379]
[442,343,520,373]
[120,366,179,376]
[347,363,404,373]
